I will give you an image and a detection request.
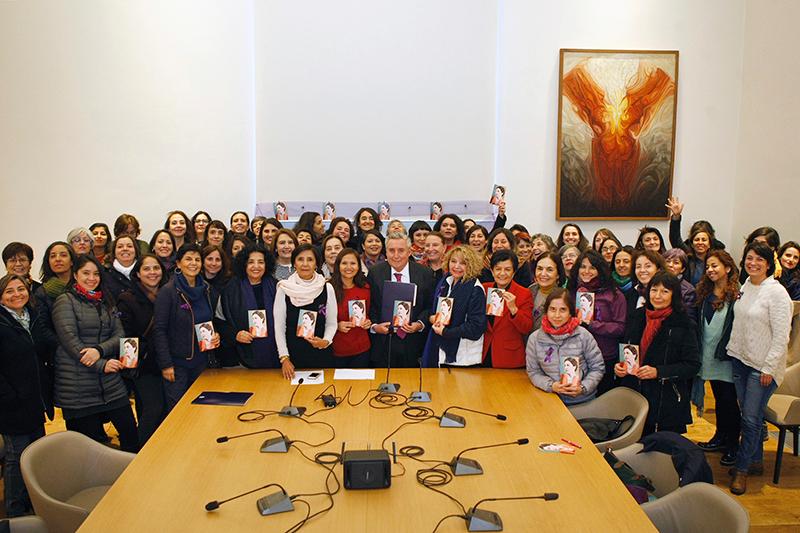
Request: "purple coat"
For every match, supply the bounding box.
[581,286,627,362]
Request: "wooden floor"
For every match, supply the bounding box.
[2,382,799,530]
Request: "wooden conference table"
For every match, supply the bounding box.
[79,368,656,532]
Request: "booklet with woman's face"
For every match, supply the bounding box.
[119,337,139,368]
[296,310,318,339]
[576,291,595,324]
[348,300,367,327]
[619,344,640,375]
[195,321,215,352]
[248,309,268,338]
[434,297,453,326]
[559,355,581,387]
[392,300,412,328]
[489,184,506,205]
[486,288,505,316]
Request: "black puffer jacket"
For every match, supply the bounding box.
[0,306,57,434]
[619,308,701,430]
[51,289,128,410]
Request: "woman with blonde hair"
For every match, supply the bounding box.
[422,245,487,367]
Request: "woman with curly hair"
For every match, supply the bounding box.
[694,250,741,467]
[433,214,466,251]
[666,197,726,286]
[422,245,487,367]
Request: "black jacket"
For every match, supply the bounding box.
[0,306,57,434]
[104,266,134,303]
[669,217,726,286]
[219,277,280,368]
[152,278,219,370]
[116,284,161,376]
[619,308,701,430]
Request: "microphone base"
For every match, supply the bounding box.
[439,412,466,428]
[279,406,306,417]
[409,390,432,403]
[466,508,503,531]
[260,436,291,453]
[256,490,294,516]
[450,457,483,476]
[377,383,400,394]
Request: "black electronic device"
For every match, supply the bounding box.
[449,439,529,476]
[378,327,400,393]
[342,449,391,490]
[321,394,337,408]
[409,356,431,402]
[439,406,507,428]
[465,493,559,531]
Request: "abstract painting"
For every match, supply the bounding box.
[556,49,679,219]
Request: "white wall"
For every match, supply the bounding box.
[254,0,497,202]
[495,0,747,246]
[0,1,255,262]
[731,0,800,258]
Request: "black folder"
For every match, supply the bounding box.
[191,391,254,406]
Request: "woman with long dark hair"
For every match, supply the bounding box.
[360,229,386,269]
[693,250,741,467]
[666,197,725,286]
[272,229,298,281]
[259,218,284,249]
[329,248,372,368]
[738,227,781,284]
[555,224,589,252]
[529,252,567,331]
[204,220,229,250]
[610,246,635,296]
[432,214,465,251]
[353,207,381,252]
[192,211,212,245]
[52,255,139,451]
[164,210,196,250]
[321,235,345,279]
[104,235,142,301]
[294,211,325,244]
[626,249,667,319]
[635,226,667,255]
[116,254,168,446]
[149,229,177,279]
[777,241,800,300]
[89,223,113,267]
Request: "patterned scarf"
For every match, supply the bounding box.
[74,282,103,302]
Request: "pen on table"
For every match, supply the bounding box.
[561,438,582,449]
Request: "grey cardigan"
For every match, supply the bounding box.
[51,290,128,411]
[525,325,605,405]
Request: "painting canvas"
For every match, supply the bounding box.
[557,49,679,219]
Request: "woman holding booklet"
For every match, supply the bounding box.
[219,243,280,369]
[481,250,533,368]
[525,288,604,405]
[615,271,700,436]
[330,249,372,368]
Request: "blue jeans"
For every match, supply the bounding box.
[732,358,777,472]
[3,426,45,517]
[164,364,206,412]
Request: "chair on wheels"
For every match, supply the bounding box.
[641,482,750,533]
[764,361,800,484]
[612,443,679,498]
[20,431,135,533]
[568,387,649,451]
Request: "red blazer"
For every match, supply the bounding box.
[481,280,534,368]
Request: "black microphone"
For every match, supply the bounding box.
[280,378,306,417]
[378,329,399,393]
[215,428,291,453]
[465,493,559,531]
[205,482,287,511]
[409,356,431,402]
[439,406,507,428]
[450,439,529,476]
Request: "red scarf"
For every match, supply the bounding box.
[542,315,581,336]
[74,283,103,303]
[641,307,673,361]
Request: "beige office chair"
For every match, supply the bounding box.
[568,387,649,451]
[2,516,49,533]
[20,431,135,533]
[764,361,800,483]
[613,443,679,498]
[786,301,800,366]
[642,482,750,533]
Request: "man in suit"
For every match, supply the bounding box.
[368,232,435,368]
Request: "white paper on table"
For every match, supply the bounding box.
[333,369,376,380]
[291,370,325,385]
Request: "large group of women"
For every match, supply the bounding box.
[1,197,797,515]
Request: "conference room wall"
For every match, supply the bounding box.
[494,0,747,247]
[731,0,800,259]
[0,1,256,260]
[253,0,498,205]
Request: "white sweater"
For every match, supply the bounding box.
[726,277,792,385]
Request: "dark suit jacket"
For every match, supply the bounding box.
[367,261,435,367]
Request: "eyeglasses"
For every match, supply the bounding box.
[562,253,579,260]
[7,256,30,264]
[601,246,618,253]
[71,237,92,244]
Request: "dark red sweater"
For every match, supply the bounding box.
[332,285,371,357]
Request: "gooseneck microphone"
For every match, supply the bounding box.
[409,357,431,402]
[215,428,291,453]
[465,493,559,531]
[205,482,291,513]
[439,406,507,428]
[280,378,306,417]
[449,438,529,476]
[378,327,400,393]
